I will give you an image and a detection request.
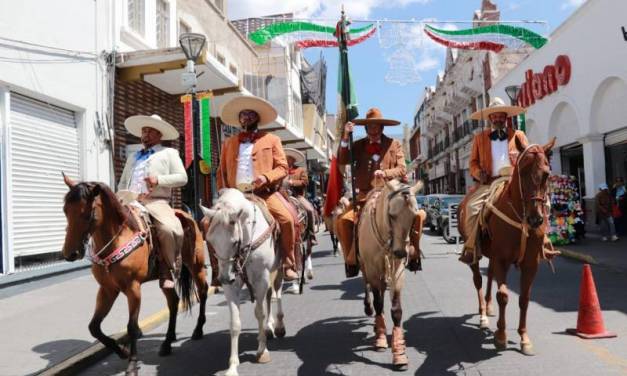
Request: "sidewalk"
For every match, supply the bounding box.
[558,232,626,272]
[0,266,211,376]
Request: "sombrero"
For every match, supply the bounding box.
[352,108,400,126]
[124,114,179,140]
[221,95,278,128]
[470,97,525,121]
[284,148,306,165]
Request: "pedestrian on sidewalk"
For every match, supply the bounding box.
[595,183,619,242]
[612,177,625,235]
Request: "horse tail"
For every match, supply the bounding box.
[177,264,194,312]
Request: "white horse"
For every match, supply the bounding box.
[201,189,285,376]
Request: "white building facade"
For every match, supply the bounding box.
[0,0,115,274]
[491,0,627,228]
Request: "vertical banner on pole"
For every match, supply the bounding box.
[198,93,212,167]
[181,94,193,168]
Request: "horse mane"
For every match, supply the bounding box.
[64,182,139,232]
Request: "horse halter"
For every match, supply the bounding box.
[372,184,414,257]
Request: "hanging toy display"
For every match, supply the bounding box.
[548,175,585,245]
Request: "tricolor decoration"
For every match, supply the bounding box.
[180,92,213,170]
[249,21,376,49]
[424,24,548,53]
[181,94,193,169]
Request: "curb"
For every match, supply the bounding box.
[37,286,217,376]
[558,248,598,265]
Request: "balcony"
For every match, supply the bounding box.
[460,80,482,97]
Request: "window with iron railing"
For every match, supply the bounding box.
[156,0,170,48]
[128,0,145,36]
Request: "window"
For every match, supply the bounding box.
[178,20,191,37]
[229,64,238,75]
[128,0,145,36]
[156,0,170,48]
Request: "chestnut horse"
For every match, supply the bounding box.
[61,176,208,376]
[459,138,556,356]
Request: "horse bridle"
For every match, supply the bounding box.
[512,144,549,223]
[371,184,414,255]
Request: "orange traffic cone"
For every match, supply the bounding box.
[567,264,616,339]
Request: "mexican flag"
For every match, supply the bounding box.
[323,16,359,217]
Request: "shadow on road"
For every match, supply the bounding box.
[30,339,94,375]
[310,276,365,301]
[270,315,395,375]
[404,312,502,375]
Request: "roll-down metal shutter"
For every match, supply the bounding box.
[605,127,627,146]
[8,94,80,257]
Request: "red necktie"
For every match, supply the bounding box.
[238,131,259,143]
[366,142,381,155]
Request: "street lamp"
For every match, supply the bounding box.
[505,85,521,129]
[179,33,206,220]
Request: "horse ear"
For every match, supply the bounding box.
[200,205,216,219]
[543,137,557,155]
[91,183,102,198]
[62,172,76,188]
[410,180,424,196]
[514,134,527,153]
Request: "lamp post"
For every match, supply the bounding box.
[505,85,521,130]
[179,33,206,220]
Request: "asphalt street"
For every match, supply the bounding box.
[78,230,627,376]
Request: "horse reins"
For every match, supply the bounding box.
[484,144,554,265]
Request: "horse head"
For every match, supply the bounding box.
[61,173,102,262]
[200,189,253,285]
[513,137,556,230]
[383,179,424,258]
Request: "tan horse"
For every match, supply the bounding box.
[459,138,557,356]
[61,176,208,376]
[358,179,423,370]
[323,196,349,257]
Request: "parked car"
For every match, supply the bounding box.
[425,194,464,243]
[415,195,427,210]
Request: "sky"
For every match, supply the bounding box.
[228,0,586,138]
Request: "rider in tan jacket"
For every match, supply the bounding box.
[118,114,187,289]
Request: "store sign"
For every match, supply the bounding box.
[448,203,460,239]
[517,55,572,108]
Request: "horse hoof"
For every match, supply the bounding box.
[393,355,409,371]
[494,338,507,351]
[274,326,286,338]
[364,305,374,317]
[521,342,535,356]
[159,343,172,357]
[225,368,239,376]
[393,363,409,372]
[265,328,275,340]
[256,350,271,364]
[191,328,203,340]
[393,249,407,259]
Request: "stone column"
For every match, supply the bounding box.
[578,134,606,232]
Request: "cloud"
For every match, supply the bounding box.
[561,0,585,10]
[227,0,431,20]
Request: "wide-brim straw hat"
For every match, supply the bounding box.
[221,95,278,128]
[353,108,400,126]
[470,97,525,120]
[284,148,306,165]
[124,114,179,140]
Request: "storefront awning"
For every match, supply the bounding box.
[116,47,239,94]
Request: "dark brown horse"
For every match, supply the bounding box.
[459,138,556,356]
[61,175,208,375]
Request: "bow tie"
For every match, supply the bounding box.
[238,131,260,144]
[135,148,155,161]
[490,130,508,141]
[365,142,382,155]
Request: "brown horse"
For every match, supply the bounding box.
[61,176,209,376]
[459,138,556,356]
